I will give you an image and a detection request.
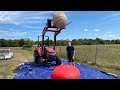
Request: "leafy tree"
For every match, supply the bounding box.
[0,39,8,47]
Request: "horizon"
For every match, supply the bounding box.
[0,37,119,42]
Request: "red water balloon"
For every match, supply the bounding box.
[51,64,80,79]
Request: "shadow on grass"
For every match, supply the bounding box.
[0,58,12,61]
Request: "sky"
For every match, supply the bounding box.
[0,11,120,41]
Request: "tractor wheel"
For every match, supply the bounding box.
[33,50,38,64]
[56,55,61,65]
[38,57,44,65]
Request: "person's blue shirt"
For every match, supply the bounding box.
[66,45,74,57]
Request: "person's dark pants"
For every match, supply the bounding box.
[67,55,74,63]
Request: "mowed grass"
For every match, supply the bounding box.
[0,47,33,79]
[56,44,120,76]
[0,44,120,79]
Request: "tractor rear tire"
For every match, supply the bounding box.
[33,50,39,64]
[56,55,61,65]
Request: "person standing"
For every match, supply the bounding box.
[66,42,75,66]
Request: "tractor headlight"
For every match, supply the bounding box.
[47,52,56,56]
[49,52,56,56]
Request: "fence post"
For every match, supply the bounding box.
[60,46,61,52]
[94,45,98,65]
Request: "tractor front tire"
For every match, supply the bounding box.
[56,55,61,65]
[38,57,44,65]
[33,50,39,64]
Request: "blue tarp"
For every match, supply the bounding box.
[14,60,120,79]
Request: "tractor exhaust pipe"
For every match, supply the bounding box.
[38,36,40,47]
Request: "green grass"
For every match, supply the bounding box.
[0,44,120,79]
[56,45,120,76]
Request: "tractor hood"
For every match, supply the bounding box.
[46,48,56,53]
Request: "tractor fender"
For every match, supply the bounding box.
[36,47,42,56]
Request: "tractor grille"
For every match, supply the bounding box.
[48,55,56,62]
[47,52,56,62]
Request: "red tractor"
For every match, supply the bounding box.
[33,19,65,66]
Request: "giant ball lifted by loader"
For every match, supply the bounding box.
[33,11,68,66]
[52,11,68,29]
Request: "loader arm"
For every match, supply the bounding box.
[42,24,63,51]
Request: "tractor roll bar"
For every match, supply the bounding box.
[38,35,49,47]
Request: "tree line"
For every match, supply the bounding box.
[0,38,34,47]
[0,38,120,47]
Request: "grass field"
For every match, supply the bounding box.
[0,44,120,79]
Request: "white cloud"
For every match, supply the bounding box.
[105,34,116,37]
[100,36,120,40]
[32,30,42,33]
[80,22,89,25]
[102,12,120,20]
[103,32,118,37]
[106,32,112,34]
[96,12,120,27]
[110,17,120,21]
[0,29,28,38]
[95,22,108,26]
[112,36,120,39]
[94,29,100,32]
[83,29,88,31]
[94,34,97,36]
[0,30,8,33]
[0,11,24,25]
[99,32,120,40]
[104,33,113,36]
[11,32,28,37]
[0,11,71,25]
[104,34,107,36]
[22,25,43,29]
[0,11,71,40]
[0,10,72,36]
